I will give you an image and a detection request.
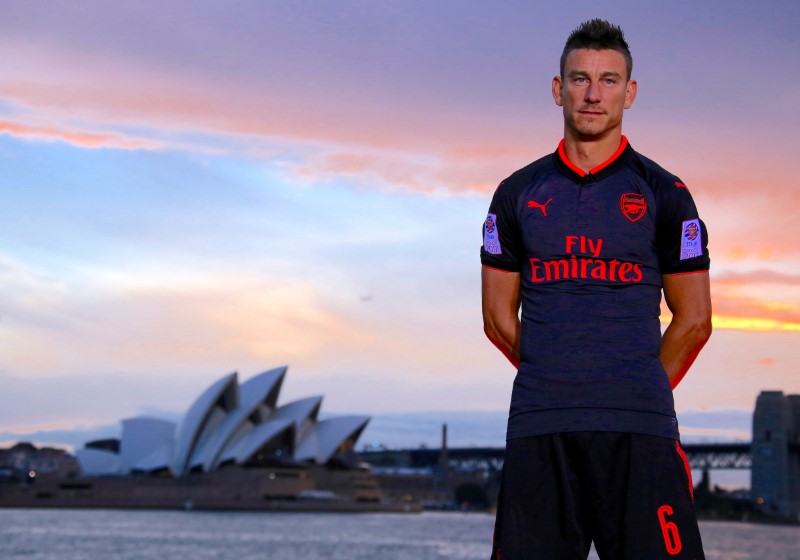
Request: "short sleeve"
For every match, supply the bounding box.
[480,180,524,272]
[655,179,711,275]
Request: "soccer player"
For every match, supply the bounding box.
[481,19,711,559]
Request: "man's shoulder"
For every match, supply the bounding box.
[626,148,685,192]
[626,147,703,229]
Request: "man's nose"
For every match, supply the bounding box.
[584,81,601,103]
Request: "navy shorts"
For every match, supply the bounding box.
[491,432,704,560]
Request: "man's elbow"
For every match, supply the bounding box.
[483,314,514,350]
[702,314,713,339]
[483,318,500,345]
[688,313,713,346]
[700,316,713,344]
[483,316,521,369]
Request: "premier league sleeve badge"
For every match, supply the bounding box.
[484,213,502,255]
[680,219,702,260]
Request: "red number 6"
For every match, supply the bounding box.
[657,504,683,555]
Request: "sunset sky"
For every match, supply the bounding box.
[1,1,798,449]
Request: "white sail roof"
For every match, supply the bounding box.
[171,372,238,476]
[221,419,295,465]
[78,366,371,478]
[239,366,286,409]
[189,367,288,472]
[272,395,322,449]
[294,416,369,464]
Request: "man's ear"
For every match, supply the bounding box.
[624,79,637,109]
[552,76,564,107]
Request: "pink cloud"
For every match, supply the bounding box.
[1,79,533,199]
[288,149,518,195]
[713,270,800,287]
[0,3,794,211]
[0,118,159,150]
[0,34,549,195]
[0,11,797,292]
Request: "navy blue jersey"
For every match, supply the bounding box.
[481,137,710,441]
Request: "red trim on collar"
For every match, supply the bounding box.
[557,140,587,177]
[557,136,629,177]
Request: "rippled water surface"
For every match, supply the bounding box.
[1,509,798,559]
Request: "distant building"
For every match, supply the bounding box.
[751,390,800,521]
[0,442,81,479]
[75,366,370,478]
[0,367,406,511]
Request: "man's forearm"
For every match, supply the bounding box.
[661,315,711,389]
[661,272,712,389]
[484,316,521,369]
[481,266,522,369]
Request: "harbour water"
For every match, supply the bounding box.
[1,509,798,559]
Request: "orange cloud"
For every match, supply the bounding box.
[713,270,800,287]
[712,297,800,331]
[1,255,379,379]
[661,269,800,333]
[286,145,528,196]
[0,118,159,150]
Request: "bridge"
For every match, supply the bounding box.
[361,442,753,472]
[363,394,800,520]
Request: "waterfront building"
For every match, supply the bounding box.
[0,442,81,479]
[751,390,800,520]
[75,367,369,478]
[0,367,406,511]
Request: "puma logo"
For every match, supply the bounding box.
[528,198,553,217]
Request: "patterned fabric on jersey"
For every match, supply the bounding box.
[480,137,710,441]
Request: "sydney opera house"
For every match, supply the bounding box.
[1,367,409,512]
[76,366,368,477]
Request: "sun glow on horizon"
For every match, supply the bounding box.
[711,315,800,333]
[660,314,800,333]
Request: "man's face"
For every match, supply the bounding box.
[552,48,637,140]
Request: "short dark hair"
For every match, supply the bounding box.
[560,19,632,79]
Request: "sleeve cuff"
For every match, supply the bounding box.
[481,254,522,273]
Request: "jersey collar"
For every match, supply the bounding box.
[555,136,631,183]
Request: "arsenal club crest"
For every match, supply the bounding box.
[620,193,647,223]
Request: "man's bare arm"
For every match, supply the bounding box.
[661,271,712,389]
[482,266,522,369]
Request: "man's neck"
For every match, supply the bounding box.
[561,130,624,173]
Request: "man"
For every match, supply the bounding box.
[481,19,711,559]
